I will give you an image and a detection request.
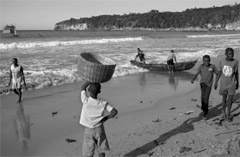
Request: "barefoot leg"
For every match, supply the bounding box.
[226,95,233,121]
[222,95,227,119]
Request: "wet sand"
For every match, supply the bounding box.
[1,55,240,157]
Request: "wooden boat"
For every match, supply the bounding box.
[130,60,197,71]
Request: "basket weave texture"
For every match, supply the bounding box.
[77,53,116,83]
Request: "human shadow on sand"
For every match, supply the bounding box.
[13,102,31,152]
[124,93,240,157]
[22,88,79,102]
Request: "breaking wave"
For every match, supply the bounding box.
[0,49,219,95]
[0,37,143,50]
[187,34,240,38]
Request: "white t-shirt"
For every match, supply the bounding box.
[10,64,23,83]
[80,91,113,128]
[167,53,176,61]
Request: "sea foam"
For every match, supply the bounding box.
[0,49,219,95]
[0,37,143,50]
[187,34,240,38]
[1,33,238,95]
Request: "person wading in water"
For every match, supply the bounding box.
[135,48,146,64]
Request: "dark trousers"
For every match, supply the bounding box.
[200,83,211,114]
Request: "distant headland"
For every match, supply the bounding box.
[54,4,240,31]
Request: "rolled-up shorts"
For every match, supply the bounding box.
[11,78,22,89]
[167,59,174,65]
[219,83,236,95]
[82,125,110,157]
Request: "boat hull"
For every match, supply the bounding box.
[130,60,197,71]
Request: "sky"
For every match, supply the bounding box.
[1,0,239,30]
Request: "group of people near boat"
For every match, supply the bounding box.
[8,47,238,157]
[135,48,177,73]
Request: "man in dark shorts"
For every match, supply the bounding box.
[167,50,177,73]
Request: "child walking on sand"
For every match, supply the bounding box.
[8,58,27,102]
[80,81,118,157]
[214,48,239,122]
[191,55,218,119]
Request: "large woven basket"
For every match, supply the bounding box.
[77,53,116,83]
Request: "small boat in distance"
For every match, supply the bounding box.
[2,24,18,37]
[130,60,197,71]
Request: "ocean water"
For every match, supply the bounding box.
[1,30,240,94]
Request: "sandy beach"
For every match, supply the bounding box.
[1,55,240,157]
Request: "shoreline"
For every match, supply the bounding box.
[1,48,239,96]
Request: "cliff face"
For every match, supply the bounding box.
[54,23,88,30]
[54,4,240,31]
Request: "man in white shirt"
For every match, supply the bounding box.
[80,81,118,157]
[8,58,27,102]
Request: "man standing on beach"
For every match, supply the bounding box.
[8,58,27,102]
[214,48,239,122]
[167,50,177,73]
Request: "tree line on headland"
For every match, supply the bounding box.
[54,4,240,31]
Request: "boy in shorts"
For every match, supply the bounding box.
[80,81,118,157]
[214,48,239,122]
[191,55,218,119]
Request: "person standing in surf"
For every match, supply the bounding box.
[135,48,146,64]
[214,48,239,122]
[8,58,27,102]
[167,50,177,73]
